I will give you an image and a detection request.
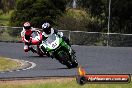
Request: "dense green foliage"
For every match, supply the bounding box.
[9,0,67,28]
[56,9,101,32]
[1,0,132,33]
[78,0,132,33]
[0,0,15,13]
[110,0,132,33]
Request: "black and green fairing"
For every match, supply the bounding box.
[40,34,69,53]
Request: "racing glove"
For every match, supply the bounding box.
[57,32,63,37]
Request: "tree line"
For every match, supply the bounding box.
[1,0,132,33]
[0,0,15,13]
[9,0,67,28]
[77,0,132,33]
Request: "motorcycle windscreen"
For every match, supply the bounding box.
[31,32,41,45]
[45,34,61,50]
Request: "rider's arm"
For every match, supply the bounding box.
[22,37,29,43]
[21,28,27,42]
[54,28,58,34]
[21,28,25,37]
[21,28,30,43]
[54,28,63,37]
[31,27,41,33]
[21,34,29,43]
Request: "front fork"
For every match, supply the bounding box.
[67,44,75,56]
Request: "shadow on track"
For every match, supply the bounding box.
[22,55,50,60]
[45,67,77,71]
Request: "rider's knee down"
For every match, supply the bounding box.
[24,49,29,52]
[24,45,29,52]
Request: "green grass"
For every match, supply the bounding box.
[66,9,90,20]
[0,57,20,71]
[0,78,131,88]
[0,11,13,26]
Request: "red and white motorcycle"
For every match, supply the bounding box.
[30,31,45,56]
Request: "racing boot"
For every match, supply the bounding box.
[29,47,37,53]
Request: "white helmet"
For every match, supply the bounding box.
[42,22,51,34]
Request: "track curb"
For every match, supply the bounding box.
[0,58,36,74]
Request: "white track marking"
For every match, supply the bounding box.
[0,59,36,73]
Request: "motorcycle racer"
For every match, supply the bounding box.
[41,22,71,46]
[21,22,41,52]
[40,22,78,68]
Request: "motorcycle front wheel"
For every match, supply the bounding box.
[58,51,77,69]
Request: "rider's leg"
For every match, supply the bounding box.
[24,44,29,52]
[29,46,37,53]
[24,42,36,53]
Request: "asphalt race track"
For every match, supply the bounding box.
[0,42,132,78]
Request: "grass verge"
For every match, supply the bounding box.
[0,77,131,88]
[0,56,20,71]
[0,31,21,42]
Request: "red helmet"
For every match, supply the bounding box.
[23,22,31,30]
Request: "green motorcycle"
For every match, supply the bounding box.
[40,33,78,68]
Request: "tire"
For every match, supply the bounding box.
[70,54,78,68]
[65,60,73,69]
[36,46,45,56]
[71,60,78,68]
[58,51,73,69]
